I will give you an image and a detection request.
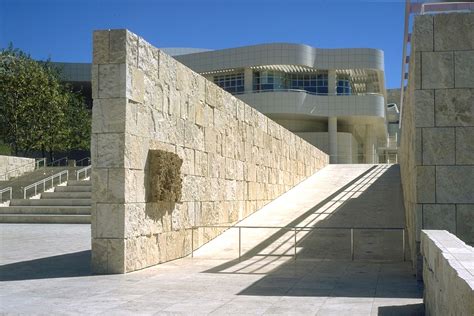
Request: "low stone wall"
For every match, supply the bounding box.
[421,230,474,316]
[399,12,474,277]
[91,29,328,274]
[0,155,35,181]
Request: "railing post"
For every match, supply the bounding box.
[191,227,194,258]
[238,227,242,261]
[402,229,406,262]
[294,227,297,260]
[351,228,354,261]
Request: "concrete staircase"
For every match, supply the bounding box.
[0,180,91,224]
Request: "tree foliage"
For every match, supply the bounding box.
[0,44,91,158]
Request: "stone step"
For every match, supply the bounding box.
[0,214,90,224]
[55,186,92,192]
[41,192,92,199]
[66,180,91,187]
[0,206,91,215]
[10,199,91,206]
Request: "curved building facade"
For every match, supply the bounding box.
[174,43,389,163]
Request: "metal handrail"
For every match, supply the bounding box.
[48,157,68,167]
[35,158,47,168]
[76,165,91,181]
[76,157,91,167]
[23,170,69,199]
[0,187,12,203]
[188,225,406,262]
[233,89,383,97]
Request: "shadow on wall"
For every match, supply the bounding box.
[201,164,422,298]
[0,251,91,281]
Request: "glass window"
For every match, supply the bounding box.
[337,74,352,95]
[213,72,245,94]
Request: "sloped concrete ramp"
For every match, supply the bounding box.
[194,164,406,262]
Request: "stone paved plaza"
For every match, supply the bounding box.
[1,164,424,315]
[0,224,423,315]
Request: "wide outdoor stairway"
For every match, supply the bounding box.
[0,180,91,224]
[194,164,407,263]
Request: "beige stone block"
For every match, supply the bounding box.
[194,150,208,177]
[414,90,434,127]
[423,204,456,234]
[435,89,474,127]
[416,166,435,203]
[107,168,126,203]
[91,98,127,133]
[204,128,217,154]
[93,30,109,64]
[124,203,162,238]
[205,80,218,108]
[91,168,108,203]
[434,13,474,51]
[456,127,474,165]
[109,29,138,66]
[107,239,125,273]
[124,134,148,170]
[96,203,125,238]
[158,51,177,87]
[436,166,474,203]
[91,65,99,99]
[456,204,474,244]
[128,66,145,104]
[97,133,125,168]
[138,37,158,78]
[422,128,455,165]
[415,53,421,90]
[184,121,205,151]
[195,101,206,127]
[415,128,422,165]
[422,52,454,89]
[177,146,194,175]
[98,64,127,99]
[455,51,474,88]
[413,15,433,52]
[91,238,108,274]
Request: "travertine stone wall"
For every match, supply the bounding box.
[421,230,474,316]
[91,29,328,274]
[0,155,35,181]
[400,13,474,278]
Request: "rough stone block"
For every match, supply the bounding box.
[457,204,474,244]
[422,128,455,165]
[421,52,454,89]
[91,238,108,274]
[423,204,456,233]
[456,127,474,165]
[416,166,435,203]
[413,15,433,52]
[414,89,434,127]
[93,30,109,64]
[434,13,474,51]
[435,89,474,127]
[91,98,127,133]
[436,166,474,203]
[107,239,125,273]
[96,133,125,168]
[147,150,183,203]
[96,204,125,238]
[109,29,139,66]
[98,64,127,99]
[455,51,474,88]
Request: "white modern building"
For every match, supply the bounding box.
[54,43,395,164]
[172,44,390,163]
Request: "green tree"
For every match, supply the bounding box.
[0,44,91,159]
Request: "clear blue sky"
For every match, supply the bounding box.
[0,0,406,88]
